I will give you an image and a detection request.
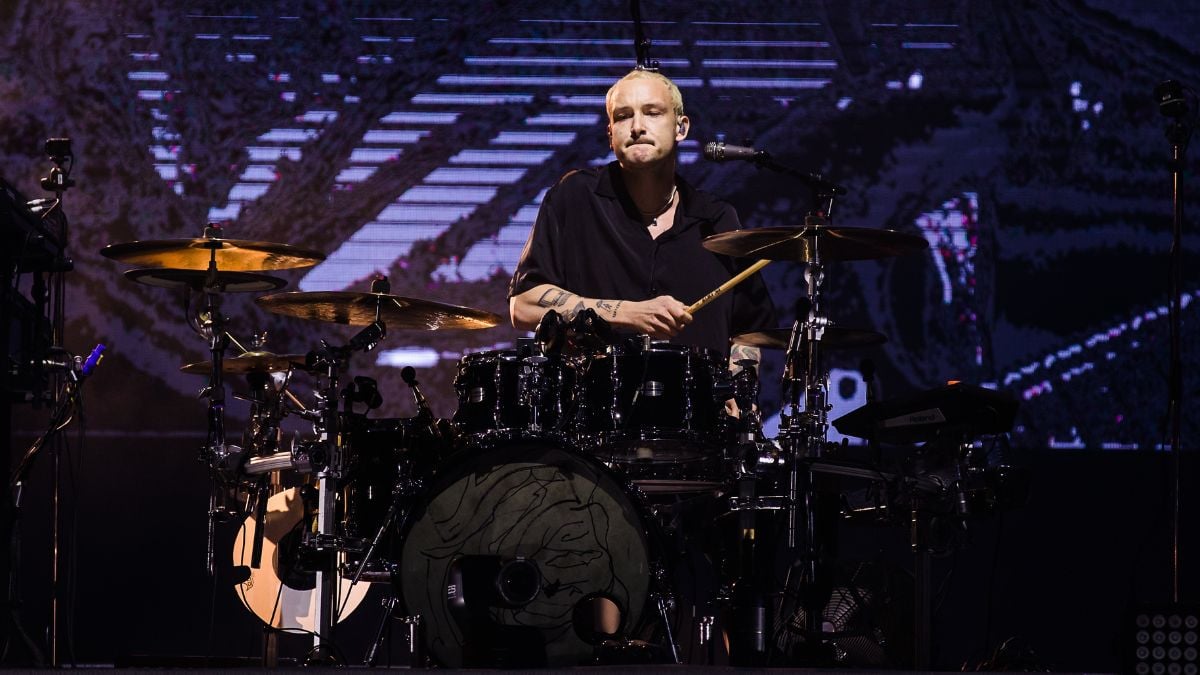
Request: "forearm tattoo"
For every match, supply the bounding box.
[595,298,623,319]
[729,345,760,374]
[537,288,574,308]
[563,300,587,321]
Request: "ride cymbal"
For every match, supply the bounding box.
[125,268,288,293]
[731,326,887,350]
[256,291,502,330]
[702,226,928,262]
[180,351,308,375]
[101,237,326,271]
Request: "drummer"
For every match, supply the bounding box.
[508,69,776,369]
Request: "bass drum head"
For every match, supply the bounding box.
[399,442,652,668]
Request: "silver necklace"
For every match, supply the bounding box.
[640,185,677,226]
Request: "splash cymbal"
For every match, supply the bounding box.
[702,226,927,262]
[180,351,308,375]
[256,291,503,330]
[125,268,288,293]
[101,237,325,271]
[731,326,887,350]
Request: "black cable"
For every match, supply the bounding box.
[4,379,74,666]
[59,387,83,668]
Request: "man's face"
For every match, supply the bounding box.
[607,77,688,170]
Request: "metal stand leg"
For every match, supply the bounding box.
[653,593,680,664]
[309,470,340,665]
[912,505,933,669]
[364,597,397,666]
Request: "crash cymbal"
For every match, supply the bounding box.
[731,326,887,350]
[180,351,308,375]
[125,268,288,293]
[101,237,325,271]
[702,226,928,262]
[256,291,503,330]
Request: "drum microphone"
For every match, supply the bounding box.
[703,141,766,162]
[401,366,438,435]
[534,310,564,354]
[566,308,615,352]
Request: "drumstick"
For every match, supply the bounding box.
[686,259,771,314]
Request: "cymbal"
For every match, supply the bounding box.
[731,326,887,350]
[256,291,503,330]
[125,268,288,293]
[702,226,928,262]
[101,237,326,271]
[180,351,308,375]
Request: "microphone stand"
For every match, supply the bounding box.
[729,157,843,664]
[744,151,847,199]
[38,140,74,668]
[1156,81,1193,604]
[630,0,659,72]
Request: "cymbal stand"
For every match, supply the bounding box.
[304,340,346,663]
[196,228,233,577]
[775,192,842,663]
[307,280,391,663]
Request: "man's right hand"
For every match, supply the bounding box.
[624,295,693,338]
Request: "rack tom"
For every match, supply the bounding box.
[452,348,577,444]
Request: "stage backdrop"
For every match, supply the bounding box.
[5,0,1199,449]
[4,0,1199,447]
[3,0,1199,669]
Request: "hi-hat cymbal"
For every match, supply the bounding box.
[125,268,288,293]
[180,351,308,375]
[256,291,503,330]
[732,326,887,350]
[101,237,326,271]
[702,226,928,262]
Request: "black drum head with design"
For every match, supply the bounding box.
[398,442,652,668]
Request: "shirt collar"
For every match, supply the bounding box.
[594,161,722,232]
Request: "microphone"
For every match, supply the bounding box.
[703,141,765,162]
[533,309,564,354]
[1155,80,1189,119]
[859,357,877,404]
[347,375,383,410]
[348,319,387,352]
[566,308,615,352]
[401,366,437,435]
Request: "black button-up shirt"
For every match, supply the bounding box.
[509,162,776,354]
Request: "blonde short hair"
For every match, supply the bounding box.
[605,69,686,121]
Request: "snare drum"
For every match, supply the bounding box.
[580,340,730,463]
[452,349,577,444]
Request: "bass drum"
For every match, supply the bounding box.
[398,442,657,668]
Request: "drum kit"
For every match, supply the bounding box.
[99,215,1020,668]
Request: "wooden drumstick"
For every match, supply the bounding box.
[686,259,771,314]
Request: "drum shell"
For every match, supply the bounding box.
[339,416,442,578]
[579,341,728,462]
[452,349,578,443]
[396,440,663,668]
